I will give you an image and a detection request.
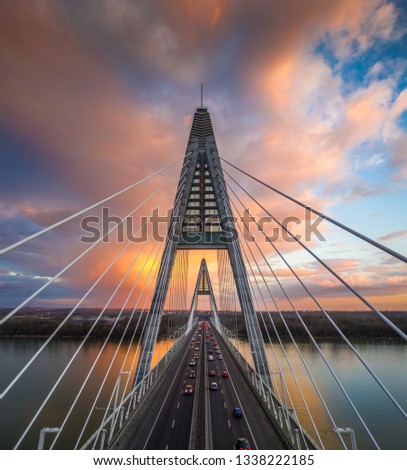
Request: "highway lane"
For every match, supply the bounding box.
[210,326,286,450]
[118,328,201,450]
[143,331,202,450]
[206,325,258,450]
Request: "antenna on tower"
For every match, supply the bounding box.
[201,83,203,108]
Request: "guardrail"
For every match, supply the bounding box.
[80,322,195,450]
[218,324,320,450]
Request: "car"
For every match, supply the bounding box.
[184,385,193,395]
[213,342,218,347]
[194,347,199,351]
[209,369,216,376]
[233,407,243,418]
[189,360,196,366]
[218,355,223,360]
[210,382,218,390]
[236,438,251,450]
[193,353,199,359]
[221,370,228,378]
[189,371,196,378]
[208,349,213,354]
[208,355,214,361]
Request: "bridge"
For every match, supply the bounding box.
[0,104,406,451]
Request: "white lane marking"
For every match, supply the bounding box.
[142,335,193,449]
[221,389,224,394]
[165,445,169,450]
[184,380,186,384]
[177,402,180,409]
[228,419,231,428]
[224,402,226,408]
[172,419,176,428]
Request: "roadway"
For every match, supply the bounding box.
[116,328,203,450]
[207,325,286,450]
[115,321,287,450]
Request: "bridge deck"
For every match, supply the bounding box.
[112,324,287,450]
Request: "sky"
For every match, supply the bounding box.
[0,0,406,311]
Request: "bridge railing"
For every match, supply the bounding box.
[218,324,320,450]
[80,322,194,450]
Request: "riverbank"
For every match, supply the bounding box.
[0,308,405,339]
[221,310,407,339]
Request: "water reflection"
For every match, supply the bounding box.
[0,337,174,450]
[232,338,407,450]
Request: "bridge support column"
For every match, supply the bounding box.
[133,106,271,389]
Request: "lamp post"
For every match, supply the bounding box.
[38,427,61,450]
[334,427,357,450]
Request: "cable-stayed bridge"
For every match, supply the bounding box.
[0,105,406,450]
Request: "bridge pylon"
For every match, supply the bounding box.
[133,105,271,387]
[188,258,220,332]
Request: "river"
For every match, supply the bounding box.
[0,337,405,450]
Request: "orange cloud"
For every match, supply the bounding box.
[1,0,405,312]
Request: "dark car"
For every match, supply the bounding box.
[209,369,216,376]
[236,437,251,450]
[233,407,243,418]
[189,370,196,378]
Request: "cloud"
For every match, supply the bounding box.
[0,0,405,309]
[378,229,407,242]
[325,1,399,60]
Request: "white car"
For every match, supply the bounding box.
[208,355,214,361]
[210,382,218,390]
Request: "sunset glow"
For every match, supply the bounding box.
[0,0,406,311]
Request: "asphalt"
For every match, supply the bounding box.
[209,327,286,450]
[115,322,287,450]
[115,330,199,450]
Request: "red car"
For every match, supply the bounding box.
[221,370,228,378]
[184,385,193,395]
